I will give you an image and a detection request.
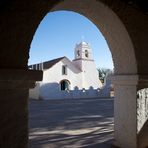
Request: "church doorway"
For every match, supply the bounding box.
[60,80,70,91]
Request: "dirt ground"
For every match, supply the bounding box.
[29,98,114,148]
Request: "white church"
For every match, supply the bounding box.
[29,41,103,100]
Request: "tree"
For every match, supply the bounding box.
[97,68,113,83]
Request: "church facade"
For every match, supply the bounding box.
[29,42,103,100]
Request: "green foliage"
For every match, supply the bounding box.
[97,68,113,83]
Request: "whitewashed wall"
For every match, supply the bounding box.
[81,60,102,89]
[39,58,82,99]
[29,58,108,100]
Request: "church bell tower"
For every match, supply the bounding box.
[74,41,93,61]
[72,41,102,89]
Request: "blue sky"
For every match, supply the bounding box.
[29,11,114,69]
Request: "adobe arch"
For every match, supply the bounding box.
[0,0,144,148]
[50,0,137,75]
[48,1,138,148]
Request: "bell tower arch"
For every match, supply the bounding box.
[74,41,93,60]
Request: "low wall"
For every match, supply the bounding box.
[29,82,112,100]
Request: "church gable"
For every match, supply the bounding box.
[41,57,82,88]
[60,57,82,74]
[40,56,82,82]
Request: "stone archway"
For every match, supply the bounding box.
[26,0,138,147]
[1,0,148,148]
[45,1,137,148]
[50,0,137,75]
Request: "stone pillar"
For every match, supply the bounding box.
[112,75,138,148]
[0,69,42,148]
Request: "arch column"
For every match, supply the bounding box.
[112,75,138,148]
[0,69,42,148]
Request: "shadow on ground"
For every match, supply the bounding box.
[29,98,114,148]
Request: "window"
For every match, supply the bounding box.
[60,80,70,91]
[85,50,88,58]
[77,50,80,57]
[62,65,67,75]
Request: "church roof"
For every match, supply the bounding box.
[42,57,65,69]
[29,57,65,70]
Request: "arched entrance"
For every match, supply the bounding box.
[27,0,138,147]
[60,79,70,91]
[50,0,137,75]
[1,0,148,148]
[46,1,137,148]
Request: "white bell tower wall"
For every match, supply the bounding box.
[73,42,102,89]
